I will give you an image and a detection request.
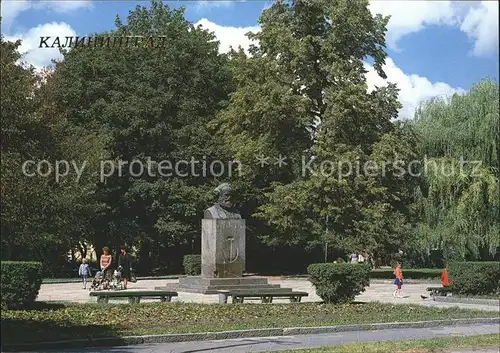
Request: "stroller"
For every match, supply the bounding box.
[89,271,104,291]
[109,265,124,290]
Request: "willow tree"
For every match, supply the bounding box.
[413,79,499,262]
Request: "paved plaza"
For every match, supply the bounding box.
[37,277,499,312]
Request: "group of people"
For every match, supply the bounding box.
[78,245,134,290]
[349,253,370,264]
[392,263,453,299]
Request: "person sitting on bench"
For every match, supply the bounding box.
[441,265,456,287]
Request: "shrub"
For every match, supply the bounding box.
[307,263,371,304]
[183,255,201,276]
[1,261,43,308]
[448,261,500,295]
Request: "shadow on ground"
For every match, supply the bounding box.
[1,303,125,352]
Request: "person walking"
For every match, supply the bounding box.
[100,247,113,290]
[393,263,404,298]
[78,258,91,289]
[118,245,133,290]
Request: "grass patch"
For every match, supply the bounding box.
[274,334,500,352]
[1,302,497,346]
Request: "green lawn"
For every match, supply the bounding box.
[274,334,500,352]
[1,302,497,346]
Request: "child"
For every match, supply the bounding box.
[393,263,403,298]
[78,258,91,289]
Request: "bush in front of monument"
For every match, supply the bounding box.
[448,261,500,295]
[307,263,371,304]
[183,255,201,276]
[1,261,43,309]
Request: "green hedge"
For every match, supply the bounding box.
[370,268,442,279]
[448,262,500,295]
[1,261,43,308]
[307,263,371,304]
[183,255,201,276]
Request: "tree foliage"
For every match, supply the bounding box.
[47,1,232,271]
[1,37,106,274]
[412,80,499,262]
[217,0,417,261]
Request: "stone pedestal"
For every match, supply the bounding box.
[201,219,245,278]
[160,217,290,294]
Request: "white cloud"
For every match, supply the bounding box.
[43,1,93,13]
[0,0,31,29]
[195,18,260,53]
[1,0,92,26]
[368,0,499,57]
[368,0,459,51]
[364,58,465,119]
[194,0,235,10]
[460,1,499,56]
[6,22,77,70]
[1,0,91,70]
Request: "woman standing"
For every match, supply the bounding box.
[118,245,133,289]
[100,247,113,289]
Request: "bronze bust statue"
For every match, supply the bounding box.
[204,183,241,219]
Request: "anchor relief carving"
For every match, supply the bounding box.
[223,235,239,263]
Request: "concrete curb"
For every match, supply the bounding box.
[2,317,498,352]
[433,296,500,306]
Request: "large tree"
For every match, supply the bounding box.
[1,36,105,274]
[216,0,417,262]
[50,0,232,272]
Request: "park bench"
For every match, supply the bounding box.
[217,289,309,303]
[90,290,178,304]
[426,286,454,297]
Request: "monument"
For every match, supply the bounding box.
[165,183,285,294]
[202,183,245,278]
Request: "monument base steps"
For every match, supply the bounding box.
[160,276,292,295]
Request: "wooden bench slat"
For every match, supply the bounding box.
[217,290,308,295]
[90,291,178,297]
[217,290,308,304]
[90,290,178,304]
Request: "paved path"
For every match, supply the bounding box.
[22,324,499,353]
[37,278,499,312]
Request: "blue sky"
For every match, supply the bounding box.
[1,0,498,118]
